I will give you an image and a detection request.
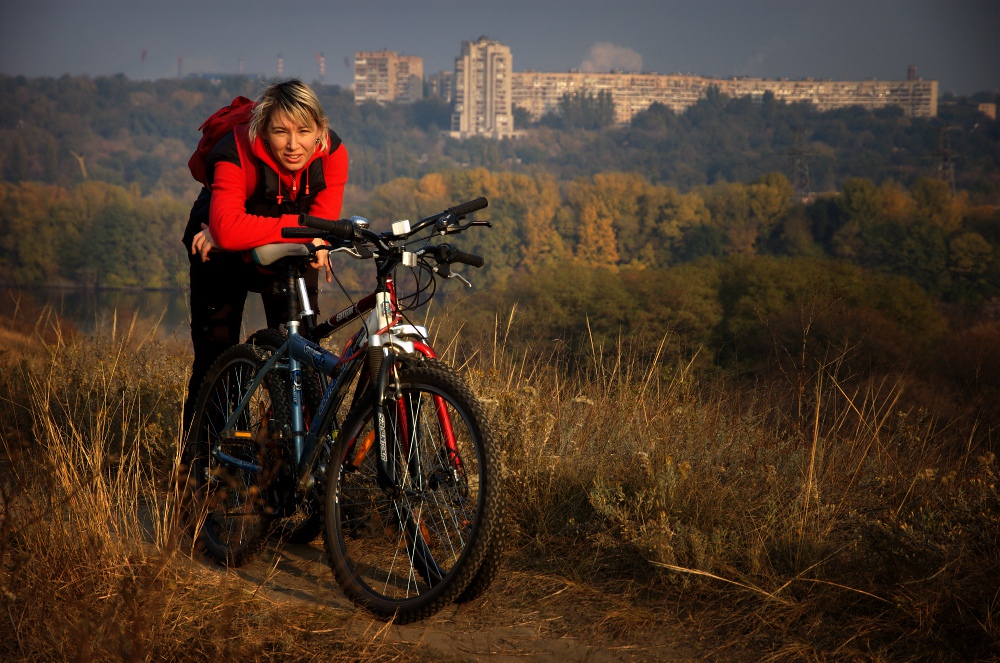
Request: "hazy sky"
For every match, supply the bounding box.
[1,0,997,95]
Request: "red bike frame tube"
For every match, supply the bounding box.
[338,278,460,471]
[409,342,460,470]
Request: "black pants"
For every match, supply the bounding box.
[182,251,319,432]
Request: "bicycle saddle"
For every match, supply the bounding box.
[250,243,312,267]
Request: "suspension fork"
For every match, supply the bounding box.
[345,345,464,483]
[371,344,399,489]
[347,273,462,479]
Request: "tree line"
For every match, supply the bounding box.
[360,168,999,300]
[2,165,997,422]
[1,74,997,199]
[2,168,997,303]
[0,180,189,288]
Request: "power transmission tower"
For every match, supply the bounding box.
[787,129,811,202]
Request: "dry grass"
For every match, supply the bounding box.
[1,305,997,661]
[442,309,999,662]
[0,313,434,662]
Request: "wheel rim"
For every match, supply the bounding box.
[195,356,271,555]
[332,383,483,602]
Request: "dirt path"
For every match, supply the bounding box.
[217,538,707,662]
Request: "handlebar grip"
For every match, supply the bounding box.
[299,214,355,240]
[281,227,325,239]
[437,244,485,268]
[451,249,485,268]
[446,197,488,217]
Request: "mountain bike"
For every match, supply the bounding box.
[184,198,504,622]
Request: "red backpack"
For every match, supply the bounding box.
[187,96,257,186]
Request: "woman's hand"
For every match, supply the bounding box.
[310,237,333,283]
[191,223,219,262]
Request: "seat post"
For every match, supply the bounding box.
[281,264,300,335]
[288,264,317,332]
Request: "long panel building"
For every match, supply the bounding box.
[511,70,938,124]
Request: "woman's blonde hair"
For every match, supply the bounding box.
[249,79,330,152]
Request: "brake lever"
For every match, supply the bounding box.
[433,215,454,234]
[354,241,373,259]
[432,263,473,288]
[440,218,492,235]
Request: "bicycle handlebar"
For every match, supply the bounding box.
[279,201,489,273]
[299,214,355,240]
[281,227,326,239]
[446,197,488,218]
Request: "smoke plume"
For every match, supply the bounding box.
[580,42,643,73]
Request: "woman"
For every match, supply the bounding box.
[181,79,349,428]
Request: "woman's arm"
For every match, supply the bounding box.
[207,143,349,252]
[302,144,349,283]
[208,162,299,251]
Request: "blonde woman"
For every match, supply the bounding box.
[181,79,348,427]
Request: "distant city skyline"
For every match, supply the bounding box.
[0,0,997,95]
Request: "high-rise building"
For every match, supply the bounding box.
[450,37,513,138]
[353,50,424,105]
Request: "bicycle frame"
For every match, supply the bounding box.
[211,262,456,499]
[189,197,497,620]
[208,196,492,504]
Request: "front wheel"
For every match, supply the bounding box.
[323,359,502,623]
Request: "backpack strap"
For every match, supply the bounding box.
[204,126,258,198]
[233,125,258,198]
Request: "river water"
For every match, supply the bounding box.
[1,286,368,344]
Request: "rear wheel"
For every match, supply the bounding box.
[247,328,326,544]
[186,344,281,565]
[323,359,502,623]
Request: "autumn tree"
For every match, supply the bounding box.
[637,185,711,265]
[702,181,754,254]
[561,177,621,268]
[831,177,880,259]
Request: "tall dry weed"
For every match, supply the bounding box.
[2,303,996,660]
[444,308,999,661]
[0,313,411,661]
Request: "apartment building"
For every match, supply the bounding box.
[427,70,455,103]
[450,37,513,138]
[511,71,939,124]
[353,50,424,105]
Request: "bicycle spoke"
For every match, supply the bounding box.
[188,346,276,565]
[326,361,498,622]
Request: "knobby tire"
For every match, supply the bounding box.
[185,344,284,566]
[323,358,503,623]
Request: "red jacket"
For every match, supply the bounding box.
[208,124,349,251]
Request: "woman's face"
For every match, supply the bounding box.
[266,112,322,171]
